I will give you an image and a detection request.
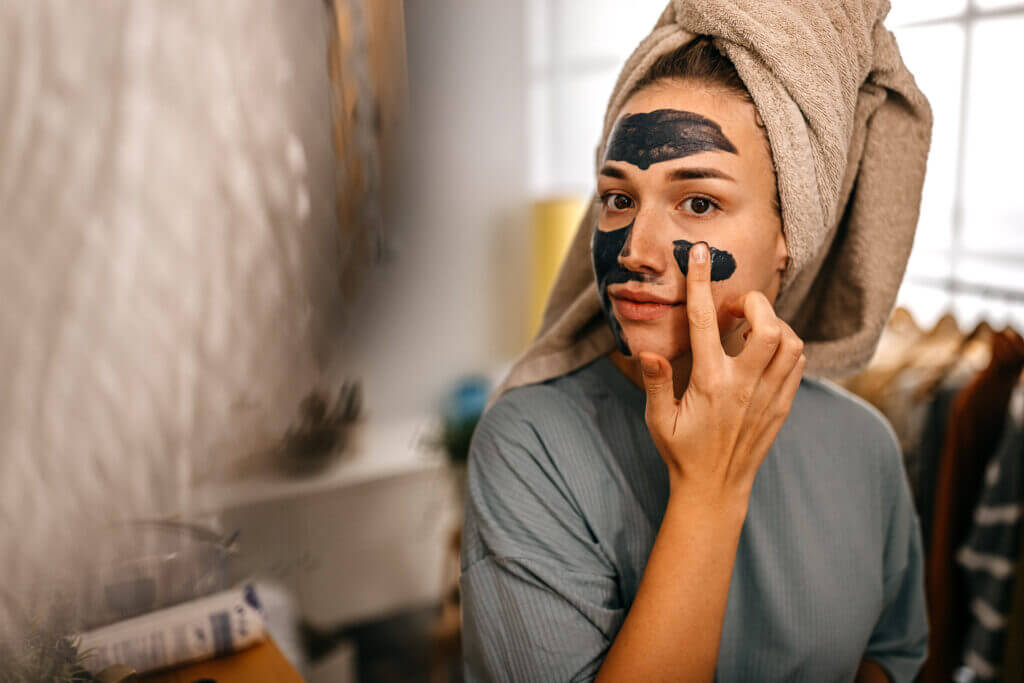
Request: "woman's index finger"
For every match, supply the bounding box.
[685,241,725,369]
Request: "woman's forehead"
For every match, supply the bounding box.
[613,85,760,149]
[601,86,769,182]
[604,108,738,170]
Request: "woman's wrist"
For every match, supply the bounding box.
[667,474,751,525]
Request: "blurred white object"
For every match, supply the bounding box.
[76,520,238,632]
[78,584,266,674]
[195,415,461,629]
[0,0,351,636]
[251,580,308,675]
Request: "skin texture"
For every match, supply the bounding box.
[592,80,890,683]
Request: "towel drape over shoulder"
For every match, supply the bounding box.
[489,0,932,408]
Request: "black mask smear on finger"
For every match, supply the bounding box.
[604,109,738,170]
[672,240,737,281]
[592,220,645,357]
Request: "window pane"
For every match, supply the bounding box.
[896,279,957,329]
[949,292,1024,332]
[896,274,1024,332]
[552,67,619,195]
[973,0,1024,10]
[886,0,967,28]
[893,23,965,265]
[955,253,1024,293]
[558,0,667,65]
[961,16,1024,254]
[947,254,1024,330]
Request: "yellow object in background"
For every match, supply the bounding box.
[529,197,586,340]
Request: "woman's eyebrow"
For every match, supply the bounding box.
[599,165,627,179]
[666,167,736,182]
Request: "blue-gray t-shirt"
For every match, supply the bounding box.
[460,354,928,682]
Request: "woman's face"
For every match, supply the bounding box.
[592,79,787,362]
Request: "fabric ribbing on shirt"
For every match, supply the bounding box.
[955,416,1024,682]
[460,355,929,682]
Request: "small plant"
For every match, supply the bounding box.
[277,379,362,474]
[434,375,491,466]
[0,627,94,683]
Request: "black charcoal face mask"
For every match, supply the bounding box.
[592,108,740,356]
[604,108,738,170]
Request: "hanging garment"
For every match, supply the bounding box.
[1000,528,1024,683]
[955,414,1024,681]
[923,329,1024,683]
[915,382,966,557]
[911,327,994,552]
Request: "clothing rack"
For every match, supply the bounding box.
[849,308,1024,682]
[908,275,1024,304]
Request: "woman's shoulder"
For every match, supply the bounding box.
[479,361,606,435]
[792,373,904,472]
[469,363,612,485]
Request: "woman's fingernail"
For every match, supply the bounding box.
[693,242,708,263]
[640,356,659,376]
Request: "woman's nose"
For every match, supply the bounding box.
[618,210,667,274]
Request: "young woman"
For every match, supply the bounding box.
[459,4,932,681]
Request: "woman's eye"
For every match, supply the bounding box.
[603,193,633,212]
[682,196,719,215]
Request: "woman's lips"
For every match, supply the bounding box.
[611,295,682,321]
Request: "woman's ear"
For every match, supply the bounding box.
[775,230,789,275]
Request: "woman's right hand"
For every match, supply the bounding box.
[638,241,806,507]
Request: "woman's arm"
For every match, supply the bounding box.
[595,486,748,681]
[856,659,892,682]
[596,243,806,682]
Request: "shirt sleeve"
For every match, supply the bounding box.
[863,428,930,683]
[459,395,627,683]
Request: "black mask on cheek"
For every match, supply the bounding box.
[592,221,636,356]
[672,240,737,280]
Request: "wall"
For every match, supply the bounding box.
[336,0,529,418]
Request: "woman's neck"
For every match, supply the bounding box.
[608,349,694,400]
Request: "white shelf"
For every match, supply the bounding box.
[194,415,463,630]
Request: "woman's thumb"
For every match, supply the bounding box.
[639,352,673,420]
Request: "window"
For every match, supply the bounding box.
[526,0,1024,329]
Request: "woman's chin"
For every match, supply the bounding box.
[620,332,690,361]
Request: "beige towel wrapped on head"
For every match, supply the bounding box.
[489,0,932,409]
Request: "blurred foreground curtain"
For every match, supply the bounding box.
[0,0,405,634]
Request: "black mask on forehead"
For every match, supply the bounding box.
[604,109,738,169]
[593,108,739,356]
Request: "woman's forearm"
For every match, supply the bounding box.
[595,487,749,682]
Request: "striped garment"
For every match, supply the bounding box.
[955,410,1024,683]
